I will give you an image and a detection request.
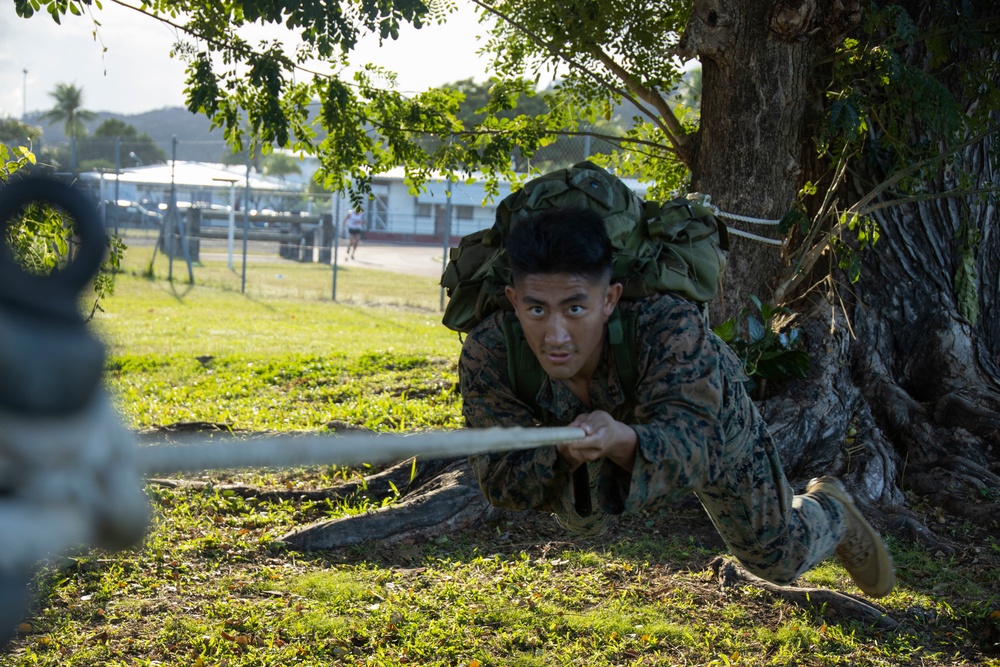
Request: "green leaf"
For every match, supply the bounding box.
[712,318,737,343]
[746,316,766,343]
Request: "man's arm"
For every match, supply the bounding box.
[597,297,729,514]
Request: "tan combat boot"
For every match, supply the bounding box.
[806,476,895,598]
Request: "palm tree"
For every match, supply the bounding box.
[39,82,96,172]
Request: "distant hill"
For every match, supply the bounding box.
[24,94,652,167]
[25,106,231,163]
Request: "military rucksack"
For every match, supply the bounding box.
[440,161,730,334]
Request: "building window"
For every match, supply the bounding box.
[416,203,432,218]
[455,205,474,220]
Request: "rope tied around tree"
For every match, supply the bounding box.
[686,192,786,247]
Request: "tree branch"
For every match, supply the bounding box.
[847,125,999,218]
[469,0,679,144]
[856,186,1000,217]
[584,44,689,157]
[365,120,675,154]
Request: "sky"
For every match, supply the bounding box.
[0,1,497,119]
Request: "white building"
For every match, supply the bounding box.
[81,161,646,242]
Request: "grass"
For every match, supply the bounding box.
[118,231,445,311]
[2,254,999,666]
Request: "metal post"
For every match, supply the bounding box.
[439,178,453,311]
[241,150,250,294]
[113,137,121,237]
[331,194,341,301]
[168,138,196,284]
[98,173,106,231]
[22,68,27,122]
[167,137,177,281]
[228,183,236,270]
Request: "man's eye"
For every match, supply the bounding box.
[568,305,585,315]
[528,306,545,316]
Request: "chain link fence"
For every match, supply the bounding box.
[67,137,606,309]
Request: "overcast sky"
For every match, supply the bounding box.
[0,2,497,119]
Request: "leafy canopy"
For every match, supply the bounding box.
[13,0,697,200]
[13,0,998,306]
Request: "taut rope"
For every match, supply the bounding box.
[139,426,585,475]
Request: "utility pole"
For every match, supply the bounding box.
[22,69,27,121]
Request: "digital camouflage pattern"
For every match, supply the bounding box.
[461,292,847,585]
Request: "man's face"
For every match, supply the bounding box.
[505,273,623,385]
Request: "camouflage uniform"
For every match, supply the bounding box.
[461,292,846,585]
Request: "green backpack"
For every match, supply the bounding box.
[441,161,730,335]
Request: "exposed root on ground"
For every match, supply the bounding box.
[708,556,899,630]
[883,505,957,556]
[280,459,493,550]
[146,457,458,505]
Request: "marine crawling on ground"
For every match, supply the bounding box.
[459,206,894,598]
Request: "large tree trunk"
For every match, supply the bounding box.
[680,0,857,320]
[760,32,1000,525]
[845,130,1000,512]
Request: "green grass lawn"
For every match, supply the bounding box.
[1,259,998,667]
[94,245,462,431]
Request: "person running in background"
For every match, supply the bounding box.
[343,208,365,260]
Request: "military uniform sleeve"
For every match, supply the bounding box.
[602,298,727,513]
[460,314,574,512]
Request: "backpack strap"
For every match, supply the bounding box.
[500,316,550,423]
[606,308,639,405]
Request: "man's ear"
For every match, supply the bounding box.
[603,282,623,316]
[504,284,519,310]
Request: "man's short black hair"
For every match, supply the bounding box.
[505,207,613,285]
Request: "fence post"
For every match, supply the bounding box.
[241,150,250,294]
[113,137,120,236]
[331,194,341,301]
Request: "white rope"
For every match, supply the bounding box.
[0,389,584,573]
[0,393,149,572]
[716,210,783,226]
[685,192,785,246]
[727,227,785,247]
[139,426,586,475]
[686,192,784,226]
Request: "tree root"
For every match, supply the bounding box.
[279,459,494,551]
[882,505,957,556]
[933,390,1000,440]
[904,459,1000,528]
[147,457,462,504]
[708,556,899,630]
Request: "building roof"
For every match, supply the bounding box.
[81,161,298,192]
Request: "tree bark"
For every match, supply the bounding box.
[845,131,1000,509]
[681,0,830,321]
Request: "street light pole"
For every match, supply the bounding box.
[22,69,27,121]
